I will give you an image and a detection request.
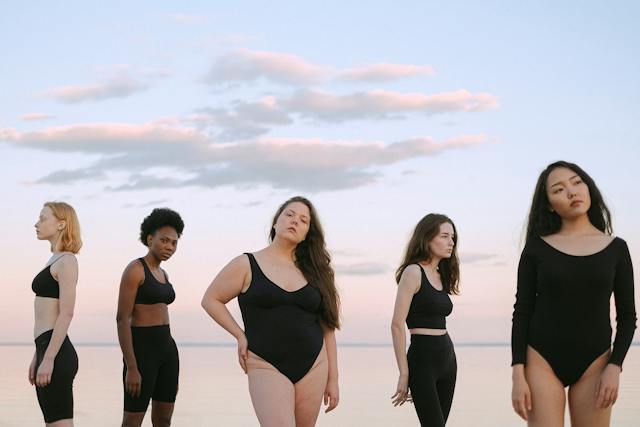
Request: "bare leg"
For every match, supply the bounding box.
[247,351,296,427]
[151,401,175,427]
[47,419,73,427]
[568,350,612,427]
[525,346,566,427]
[121,411,146,427]
[294,346,328,427]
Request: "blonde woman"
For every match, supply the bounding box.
[30,202,81,426]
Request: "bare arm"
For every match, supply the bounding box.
[322,324,339,412]
[201,254,250,372]
[390,264,420,406]
[200,255,249,340]
[116,261,144,371]
[36,255,78,386]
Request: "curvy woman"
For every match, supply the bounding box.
[391,213,460,427]
[116,208,184,427]
[202,196,340,427]
[30,201,81,426]
[511,161,636,426]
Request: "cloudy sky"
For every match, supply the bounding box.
[2,1,638,344]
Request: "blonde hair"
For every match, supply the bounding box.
[44,201,82,253]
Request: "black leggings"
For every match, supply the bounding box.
[35,329,79,423]
[124,325,179,412]
[407,333,457,427]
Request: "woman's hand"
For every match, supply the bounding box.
[391,373,411,406]
[35,357,54,387]
[596,364,621,408]
[124,366,142,397]
[237,333,248,373]
[28,353,37,385]
[511,370,532,421]
[324,377,339,413]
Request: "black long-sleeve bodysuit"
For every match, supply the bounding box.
[511,236,636,386]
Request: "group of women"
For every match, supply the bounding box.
[29,160,636,427]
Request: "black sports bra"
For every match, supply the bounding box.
[32,265,60,298]
[405,265,453,329]
[134,258,175,305]
[32,254,72,298]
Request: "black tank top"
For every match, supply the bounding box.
[238,253,324,383]
[406,265,453,329]
[134,258,175,305]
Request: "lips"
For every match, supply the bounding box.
[570,200,583,208]
[287,227,297,234]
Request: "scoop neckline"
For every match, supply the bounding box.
[539,235,618,258]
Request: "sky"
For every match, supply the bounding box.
[1,1,639,344]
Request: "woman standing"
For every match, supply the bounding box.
[511,161,636,426]
[202,196,340,427]
[391,213,460,427]
[116,208,184,427]
[30,201,81,426]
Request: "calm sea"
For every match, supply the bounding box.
[1,345,638,426]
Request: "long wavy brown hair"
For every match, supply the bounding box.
[395,213,460,295]
[270,196,341,330]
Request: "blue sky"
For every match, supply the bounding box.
[1,1,638,343]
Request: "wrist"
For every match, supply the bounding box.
[43,354,55,362]
[607,363,622,373]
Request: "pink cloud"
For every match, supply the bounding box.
[340,63,435,82]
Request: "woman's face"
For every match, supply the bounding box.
[428,222,455,259]
[34,206,63,241]
[147,226,179,261]
[546,167,591,220]
[273,201,311,244]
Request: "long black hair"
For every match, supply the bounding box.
[525,160,612,244]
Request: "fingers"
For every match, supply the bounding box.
[36,371,52,388]
[525,390,532,411]
[324,392,329,406]
[125,380,142,397]
[324,393,339,413]
[512,398,528,421]
[239,352,248,374]
[391,389,409,406]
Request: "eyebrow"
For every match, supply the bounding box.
[549,174,579,187]
[286,209,309,219]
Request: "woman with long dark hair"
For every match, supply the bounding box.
[116,208,184,427]
[30,201,81,426]
[511,161,636,426]
[391,213,460,426]
[202,196,340,426]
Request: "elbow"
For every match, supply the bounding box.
[390,322,405,336]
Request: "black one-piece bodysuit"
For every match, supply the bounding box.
[511,236,636,386]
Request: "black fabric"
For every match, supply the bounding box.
[408,334,457,427]
[32,265,60,298]
[34,329,78,423]
[406,265,453,329]
[124,325,179,412]
[134,258,176,305]
[511,236,636,386]
[238,253,323,384]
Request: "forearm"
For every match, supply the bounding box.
[391,324,409,376]
[42,313,73,361]
[117,319,138,369]
[323,328,339,380]
[202,299,245,339]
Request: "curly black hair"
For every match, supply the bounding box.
[139,208,185,246]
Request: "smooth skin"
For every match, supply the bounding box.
[390,222,454,407]
[201,201,339,425]
[30,206,78,427]
[511,167,619,426]
[116,226,178,427]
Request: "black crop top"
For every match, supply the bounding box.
[406,265,453,329]
[512,236,636,367]
[32,265,60,298]
[134,258,175,305]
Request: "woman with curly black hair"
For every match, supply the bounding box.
[116,208,184,427]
